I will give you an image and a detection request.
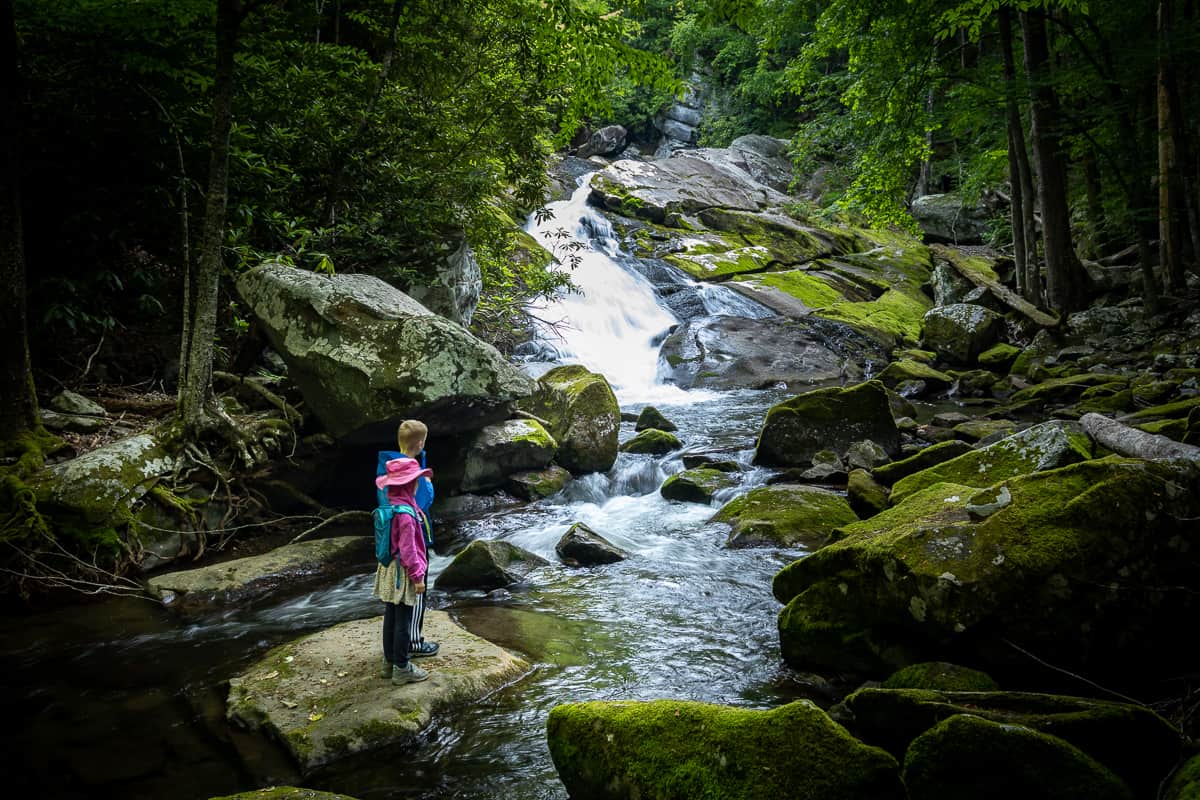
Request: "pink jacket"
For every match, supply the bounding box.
[387,485,428,581]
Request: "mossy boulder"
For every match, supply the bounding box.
[518,365,619,474]
[1165,752,1200,800]
[880,661,998,692]
[147,536,370,611]
[546,699,904,800]
[620,428,683,455]
[871,440,974,486]
[635,406,677,432]
[555,522,628,566]
[951,418,1021,444]
[841,688,1178,798]
[889,421,1092,505]
[847,469,889,518]
[754,381,900,467]
[225,612,528,774]
[902,714,1133,800]
[459,418,557,492]
[978,342,1021,370]
[920,303,1003,365]
[507,464,572,500]
[772,458,1200,682]
[1122,395,1200,423]
[433,539,550,591]
[660,468,739,503]
[1007,372,1126,408]
[711,484,858,549]
[877,360,954,392]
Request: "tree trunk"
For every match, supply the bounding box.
[1082,149,1106,256]
[178,0,245,433]
[1082,413,1200,464]
[1020,10,1086,314]
[1158,0,1186,291]
[916,88,935,198]
[0,0,39,442]
[999,8,1040,304]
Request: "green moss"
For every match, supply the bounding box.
[978,342,1021,369]
[754,380,899,467]
[871,440,974,486]
[663,246,775,281]
[814,288,932,347]
[1165,752,1200,800]
[1008,373,1126,406]
[1134,418,1187,439]
[735,269,845,308]
[546,699,903,800]
[881,662,999,692]
[1076,389,1134,415]
[903,714,1135,800]
[1122,395,1200,422]
[619,428,683,455]
[847,469,890,519]
[660,468,738,504]
[713,484,858,548]
[877,359,953,388]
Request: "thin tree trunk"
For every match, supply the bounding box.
[1082,149,1105,256]
[1158,0,1186,291]
[1021,10,1086,314]
[916,88,935,198]
[178,0,245,432]
[999,8,1039,303]
[0,0,39,442]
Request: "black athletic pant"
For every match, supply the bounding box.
[382,601,413,667]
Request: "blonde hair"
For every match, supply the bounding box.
[397,419,428,455]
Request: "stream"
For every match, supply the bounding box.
[2,177,846,799]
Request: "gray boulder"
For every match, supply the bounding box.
[402,237,482,326]
[507,465,572,500]
[460,419,557,492]
[929,262,974,307]
[577,125,628,158]
[49,389,107,417]
[555,522,628,566]
[921,303,1003,365]
[434,539,549,591]
[518,365,619,474]
[910,192,994,244]
[674,135,794,193]
[237,262,533,443]
[659,315,888,390]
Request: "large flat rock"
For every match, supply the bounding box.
[226,611,530,773]
[147,536,371,610]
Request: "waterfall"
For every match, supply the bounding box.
[524,176,695,404]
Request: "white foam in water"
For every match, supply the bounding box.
[525,176,707,405]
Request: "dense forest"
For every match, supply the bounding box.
[2,0,1200,591]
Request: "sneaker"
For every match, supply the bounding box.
[379,656,392,679]
[410,641,439,658]
[391,662,429,685]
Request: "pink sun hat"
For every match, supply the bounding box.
[375,458,433,490]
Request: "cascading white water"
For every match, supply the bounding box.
[525,176,693,404]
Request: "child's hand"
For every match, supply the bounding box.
[414,581,426,594]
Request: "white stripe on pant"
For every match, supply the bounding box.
[409,590,425,647]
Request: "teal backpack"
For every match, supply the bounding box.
[373,503,420,566]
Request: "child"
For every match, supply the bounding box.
[375,420,439,658]
[372,456,434,684]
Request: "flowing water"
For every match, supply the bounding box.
[1,176,836,799]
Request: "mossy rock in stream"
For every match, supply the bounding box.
[507,464,572,499]
[871,440,974,486]
[754,380,900,467]
[635,406,678,432]
[920,303,1003,365]
[1007,372,1126,407]
[902,714,1134,800]
[877,359,954,391]
[711,484,858,549]
[546,699,905,800]
[880,661,999,692]
[660,468,738,504]
[888,420,1092,505]
[771,458,1200,683]
[620,428,683,455]
[846,469,889,518]
[434,539,550,591]
[977,342,1020,370]
[518,364,619,474]
[840,688,1178,799]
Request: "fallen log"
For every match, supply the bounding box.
[931,244,1059,328]
[1081,412,1200,464]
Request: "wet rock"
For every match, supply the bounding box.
[460,419,557,492]
[519,365,619,474]
[507,465,572,500]
[555,522,628,566]
[754,380,900,467]
[148,536,371,610]
[634,406,677,432]
[921,303,1003,365]
[711,484,857,549]
[847,469,889,518]
[658,314,886,390]
[660,468,739,503]
[434,539,549,591]
[619,428,683,455]
[546,699,905,800]
[226,612,529,774]
[680,453,741,471]
[880,662,999,692]
[903,715,1134,800]
[237,263,532,442]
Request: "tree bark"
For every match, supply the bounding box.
[1082,413,1200,464]
[999,8,1039,304]
[178,0,246,433]
[0,0,39,442]
[1158,0,1186,291]
[1020,10,1087,314]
